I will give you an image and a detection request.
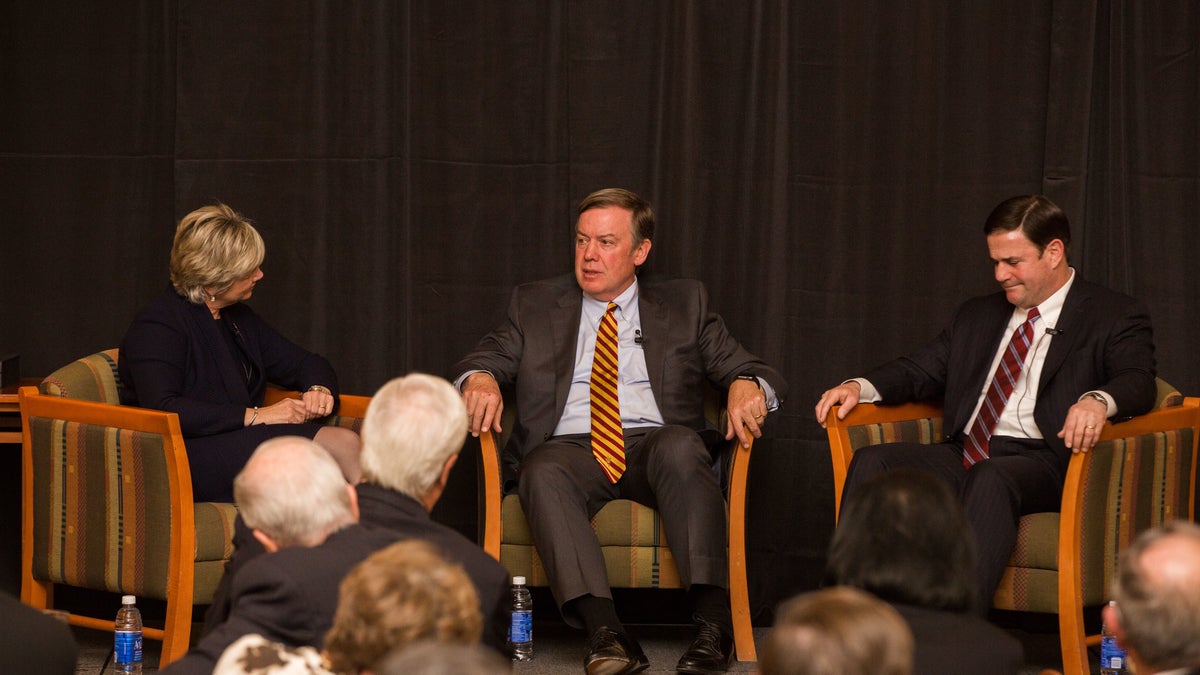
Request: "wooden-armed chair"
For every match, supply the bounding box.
[824,380,1199,675]
[20,349,370,666]
[476,388,760,662]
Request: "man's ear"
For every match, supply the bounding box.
[347,483,360,522]
[420,453,460,511]
[252,528,280,553]
[1044,238,1066,266]
[440,453,459,486]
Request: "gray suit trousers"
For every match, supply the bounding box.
[517,425,728,627]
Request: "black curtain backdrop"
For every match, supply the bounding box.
[2,2,1197,623]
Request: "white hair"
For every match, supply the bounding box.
[234,436,356,547]
[360,374,468,499]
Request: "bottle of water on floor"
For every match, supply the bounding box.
[1100,600,1127,674]
[509,576,533,661]
[114,594,143,674]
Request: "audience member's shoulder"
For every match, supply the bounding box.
[0,592,79,675]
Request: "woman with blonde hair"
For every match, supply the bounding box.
[119,203,359,501]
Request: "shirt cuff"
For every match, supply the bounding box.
[848,378,882,403]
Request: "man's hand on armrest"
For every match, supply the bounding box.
[815,380,864,428]
[462,372,504,437]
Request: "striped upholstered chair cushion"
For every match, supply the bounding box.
[24,417,237,602]
[497,494,686,588]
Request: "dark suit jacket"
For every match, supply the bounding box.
[864,276,1156,468]
[892,603,1024,675]
[203,484,511,655]
[164,524,395,675]
[0,591,79,675]
[451,275,788,478]
[119,286,340,436]
[355,483,512,652]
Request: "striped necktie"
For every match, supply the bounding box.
[963,307,1041,467]
[590,302,625,482]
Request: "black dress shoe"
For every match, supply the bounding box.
[675,618,734,674]
[584,626,650,675]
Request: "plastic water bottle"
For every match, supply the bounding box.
[1100,600,1127,674]
[509,576,533,661]
[114,594,143,674]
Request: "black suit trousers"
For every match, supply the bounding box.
[842,435,1064,612]
[517,425,728,627]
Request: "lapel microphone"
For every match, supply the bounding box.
[634,329,644,345]
[1046,326,1064,336]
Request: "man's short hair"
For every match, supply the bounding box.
[983,194,1071,256]
[578,187,655,246]
[323,540,482,673]
[760,586,913,675]
[233,436,356,548]
[360,373,468,499]
[1112,520,1200,671]
[825,468,976,612]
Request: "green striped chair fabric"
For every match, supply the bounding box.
[829,378,1198,675]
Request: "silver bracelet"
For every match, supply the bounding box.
[249,406,259,425]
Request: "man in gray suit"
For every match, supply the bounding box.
[453,188,787,675]
[815,194,1157,612]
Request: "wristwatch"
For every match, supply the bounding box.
[736,374,762,389]
[1082,391,1108,406]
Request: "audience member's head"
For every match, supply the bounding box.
[360,373,468,508]
[373,640,511,675]
[1105,520,1200,673]
[759,586,913,675]
[234,436,358,551]
[825,468,975,612]
[322,540,483,674]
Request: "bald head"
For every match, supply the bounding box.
[234,436,358,549]
[1112,521,1200,671]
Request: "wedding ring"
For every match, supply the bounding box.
[1085,424,1095,429]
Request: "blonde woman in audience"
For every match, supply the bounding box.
[758,586,912,675]
[213,539,483,675]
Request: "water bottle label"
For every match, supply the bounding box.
[115,630,143,664]
[509,609,532,643]
[1100,635,1125,669]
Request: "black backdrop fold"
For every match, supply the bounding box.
[3,1,1197,622]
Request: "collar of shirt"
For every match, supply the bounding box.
[581,279,640,328]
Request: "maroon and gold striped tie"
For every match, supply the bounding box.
[590,302,626,482]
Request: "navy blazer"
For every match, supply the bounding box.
[864,276,1156,467]
[452,274,788,479]
[119,287,339,436]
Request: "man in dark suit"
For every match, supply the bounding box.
[165,435,376,674]
[815,194,1157,611]
[1103,521,1200,675]
[200,374,511,655]
[453,188,787,675]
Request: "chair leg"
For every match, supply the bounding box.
[729,554,756,661]
[158,597,194,667]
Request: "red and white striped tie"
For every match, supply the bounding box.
[963,307,1041,467]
